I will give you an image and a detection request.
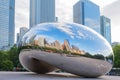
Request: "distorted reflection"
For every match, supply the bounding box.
[19,23,113,62]
[18,23,114,77]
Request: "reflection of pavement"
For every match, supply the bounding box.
[20,50,112,77]
[0,72,120,80]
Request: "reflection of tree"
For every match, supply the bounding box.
[106,54,113,64]
[83,52,94,58]
[106,54,113,60]
[83,53,105,60]
[19,45,82,56]
[93,54,104,60]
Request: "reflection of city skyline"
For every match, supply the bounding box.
[19,23,113,62]
[34,37,85,55]
[21,23,112,57]
[21,35,113,61]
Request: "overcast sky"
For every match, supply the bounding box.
[15,0,119,43]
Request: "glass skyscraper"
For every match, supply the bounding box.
[19,27,28,40]
[73,0,100,34]
[100,16,111,44]
[30,0,55,28]
[0,0,15,50]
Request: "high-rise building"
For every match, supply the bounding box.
[0,0,15,50]
[19,27,28,41]
[16,33,20,44]
[73,0,100,33]
[30,0,55,28]
[16,27,28,46]
[100,16,111,44]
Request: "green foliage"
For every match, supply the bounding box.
[8,46,20,67]
[0,45,22,71]
[113,45,120,68]
[0,51,9,70]
[1,60,14,71]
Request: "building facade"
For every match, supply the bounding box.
[100,16,111,44]
[16,33,20,44]
[19,27,28,40]
[30,0,55,28]
[0,0,15,50]
[73,0,100,34]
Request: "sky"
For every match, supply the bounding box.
[15,0,119,43]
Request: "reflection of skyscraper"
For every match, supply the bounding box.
[53,40,61,50]
[62,39,71,51]
[72,45,79,51]
[73,0,100,34]
[0,0,15,50]
[30,0,55,28]
[29,35,36,46]
[37,37,46,47]
[100,16,111,44]
[71,45,85,55]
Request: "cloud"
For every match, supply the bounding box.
[102,0,120,26]
[56,0,79,22]
[15,0,29,31]
[102,0,120,42]
[55,23,75,38]
[15,0,119,43]
[15,0,29,42]
[77,31,86,39]
[90,0,118,8]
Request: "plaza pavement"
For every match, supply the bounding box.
[0,72,120,80]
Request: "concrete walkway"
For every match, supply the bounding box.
[0,72,120,80]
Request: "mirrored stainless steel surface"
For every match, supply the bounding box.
[19,22,113,77]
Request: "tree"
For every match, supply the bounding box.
[113,45,120,68]
[1,60,14,71]
[8,45,21,67]
[0,51,9,70]
[0,45,23,71]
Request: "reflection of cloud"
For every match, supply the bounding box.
[77,31,86,39]
[85,18,100,29]
[75,27,95,40]
[33,24,49,31]
[55,23,75,39]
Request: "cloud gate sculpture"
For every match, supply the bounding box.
[18,23,113,77]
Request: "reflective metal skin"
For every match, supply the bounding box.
[19,23,113,77]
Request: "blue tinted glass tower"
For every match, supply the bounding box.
[30,0,55,28]
[0,0,15,50]
[100,16,111,44]
[73,0,100,34]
